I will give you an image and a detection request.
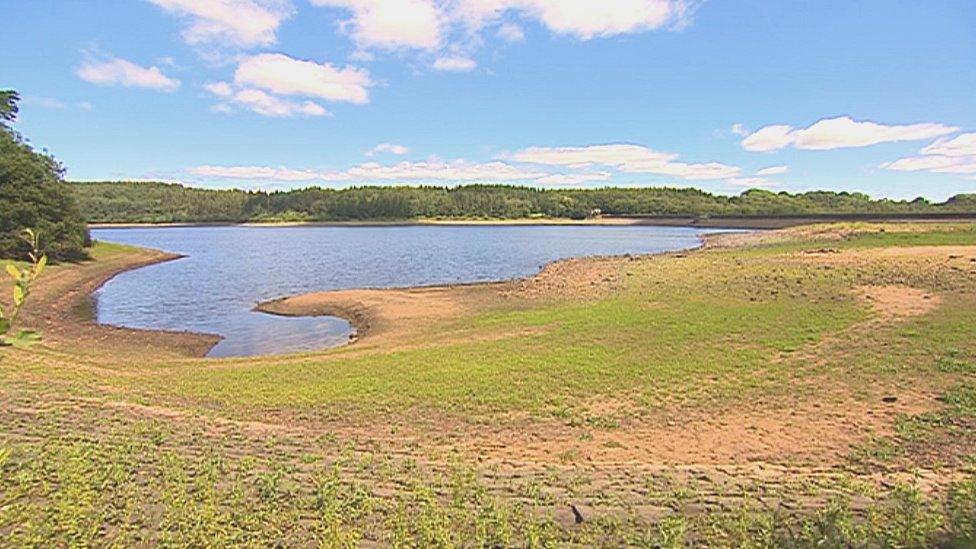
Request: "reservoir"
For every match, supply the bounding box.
[91,225,723,357]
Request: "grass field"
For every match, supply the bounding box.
[2,223,975,546]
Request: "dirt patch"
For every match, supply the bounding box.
[799,245,976,265]
[259,285,475,344]
[858,285,942,321]
[454,389,936,467]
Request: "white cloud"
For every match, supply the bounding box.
[883,155,976,175]
[211,88,331,117]
[730,123,749,137]
[511,143,740,180]
[148,0,294,48]
[311,0,443,51]
[77,56,181,92]
[740,124,796,152]
[234,53,373,103]
[511,144,675,167]
[755,165,788,176]
[433,55,477,71]
[920,133,976,157]
[741,116,958,152]
[496,22,525,42]
[510,0,683,40]
[622,160,739,180]
[881,132,976,177]
[190,159,548,183]
[367,143,410,156]
[310,0,690,69]
[204,81,234,97]
[343,159,546,180]
[191,165,323,181]
[450,0,687,40]
[534,172,611,186]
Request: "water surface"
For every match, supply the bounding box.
[92,225,722,357]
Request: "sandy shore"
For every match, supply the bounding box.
[22,230,756,359]
[255,248,707,347]
[20,228,736,360]
[17,246,221,358]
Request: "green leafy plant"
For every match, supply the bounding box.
[0,229,46,346]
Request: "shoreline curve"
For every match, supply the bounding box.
[253,232,742,347]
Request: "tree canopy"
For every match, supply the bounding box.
[71,180,976,224]
[0,90,88,261]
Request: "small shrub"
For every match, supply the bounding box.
[1,228,45,346]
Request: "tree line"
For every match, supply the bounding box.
[4,84,976,262]
[72,180,976,224]
[1,91,88,261]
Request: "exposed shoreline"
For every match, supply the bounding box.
[23,245,222,359]
[254,232,741,347]
[62,230,735,358]
[88,214,976,231]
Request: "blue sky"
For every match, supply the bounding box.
[2,0,975,200]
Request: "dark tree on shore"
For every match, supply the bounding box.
[0,90,88,261]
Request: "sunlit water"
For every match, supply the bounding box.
[91,225,727,357]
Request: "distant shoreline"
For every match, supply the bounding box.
[88,213,976,231]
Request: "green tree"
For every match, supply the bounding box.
[0,90,19,126]
[0,91,88,261]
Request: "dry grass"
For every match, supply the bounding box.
[2,222,975,545]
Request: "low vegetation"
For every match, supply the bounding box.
[0,229,45,346]
[1,223,974,545]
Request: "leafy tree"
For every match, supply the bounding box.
[0,90,19,126]
[0,92,88,261]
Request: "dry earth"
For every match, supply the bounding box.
[5,225,975,536]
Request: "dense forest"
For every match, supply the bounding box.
[0,91,88,261]
[72,180,976,223]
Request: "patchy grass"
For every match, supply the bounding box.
[2,222,976,545]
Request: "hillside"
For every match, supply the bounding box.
[71,181,976,224]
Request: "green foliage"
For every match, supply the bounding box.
[71,180,976,223]
[0,229,45,346]
[0,92,88,261]
[0,89,20,125]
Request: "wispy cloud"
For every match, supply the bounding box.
[190,159,548,183]
[207,87,330,117]
[755,165,788,176]
[433,55,477,72]
[233,53,373,103]
[77,55,181,92]
[203,53,372,117]
[882,133,976,176]
[310,0,691,71]
[511,144,741,180]
[740,116,958,152]
[367,143,410,156]
[148,0,294,48]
